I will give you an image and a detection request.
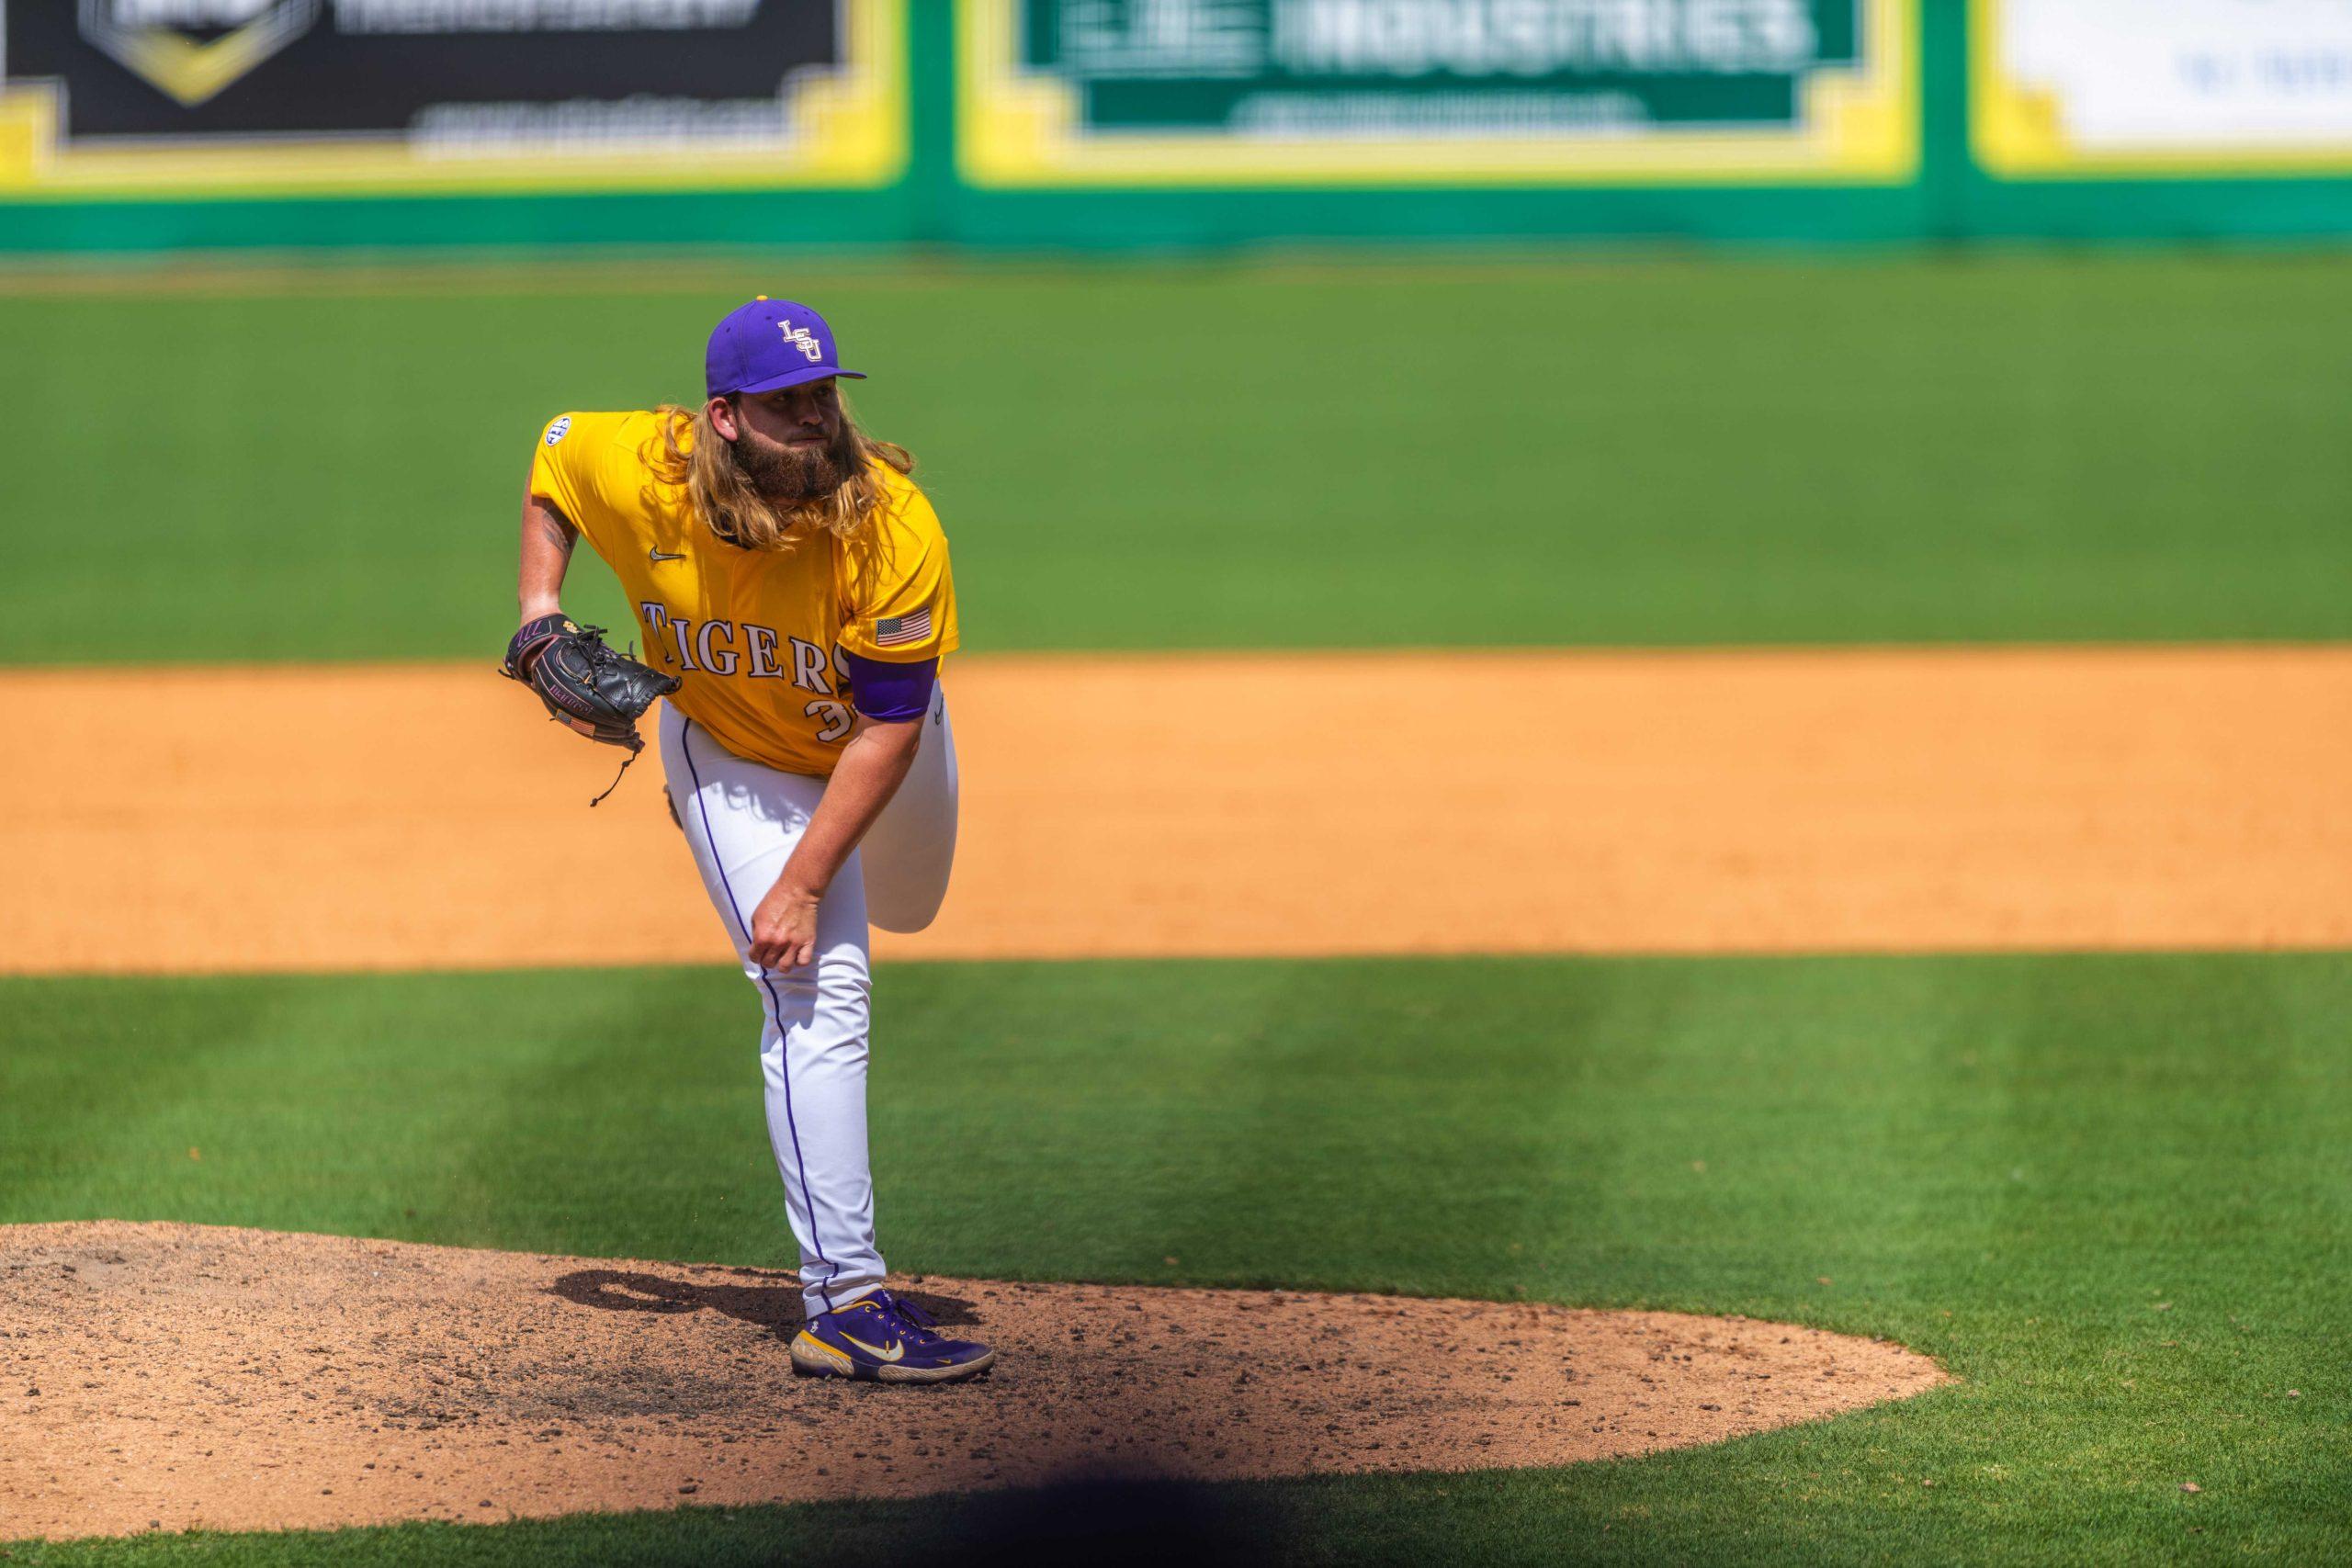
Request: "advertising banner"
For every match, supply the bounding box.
[959,0,1917,186]
[0,0,904,196]
[1974,0,2352,175]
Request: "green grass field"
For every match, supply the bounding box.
[2,252,2349,662]
[6,252,2349,1564]
[4,954,2348,1564]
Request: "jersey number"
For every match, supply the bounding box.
[806,701,854,742]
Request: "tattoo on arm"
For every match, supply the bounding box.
[518,497,580,617]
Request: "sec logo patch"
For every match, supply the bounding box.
[544,416,572,446]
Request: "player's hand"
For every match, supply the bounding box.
[750,880,822,972]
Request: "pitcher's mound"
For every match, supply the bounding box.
[1,1222,1946,1540]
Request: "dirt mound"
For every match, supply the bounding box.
[0,1222,1946,1540]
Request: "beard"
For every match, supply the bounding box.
[730,424,859,506]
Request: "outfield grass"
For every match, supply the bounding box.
[4,953,2346,1563]
[3,252,2349,663]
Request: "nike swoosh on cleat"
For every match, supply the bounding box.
[838,1331,905,1363]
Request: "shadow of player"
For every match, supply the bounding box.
[547,1267,980,1334]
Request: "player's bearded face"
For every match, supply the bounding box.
[728,386,856,504]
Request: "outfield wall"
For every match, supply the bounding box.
[2,2,2348,253]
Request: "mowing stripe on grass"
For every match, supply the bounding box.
[5,253,2348,662]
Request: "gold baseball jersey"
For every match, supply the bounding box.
[528,410,957,778]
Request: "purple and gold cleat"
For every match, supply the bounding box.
[790,1289,996,1385]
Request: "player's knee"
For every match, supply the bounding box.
[867,891,945,935]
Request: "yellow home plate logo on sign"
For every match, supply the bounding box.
[76,0,320,107]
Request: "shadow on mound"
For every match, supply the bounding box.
[548,1268,982,1335]
[880,1476,1293,1568]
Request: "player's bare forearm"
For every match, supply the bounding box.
[748,716,924,970]
[516,493,578,622]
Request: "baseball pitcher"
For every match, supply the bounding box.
[503,298,992,1383]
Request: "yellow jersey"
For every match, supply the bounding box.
[528,410,958,777]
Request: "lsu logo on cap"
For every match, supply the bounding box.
[779,321,823,365]
[544,416,572,446]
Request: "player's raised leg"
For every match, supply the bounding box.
[658,704,885,1317]
[860,683,959,934]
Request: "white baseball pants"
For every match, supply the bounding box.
[656,686,959,1317]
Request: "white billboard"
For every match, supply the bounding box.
[1976,0,2352,174]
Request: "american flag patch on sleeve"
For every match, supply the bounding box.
[874,606,932,648]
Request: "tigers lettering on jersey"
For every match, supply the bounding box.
[644,605,838,694]
[527,409,958,778]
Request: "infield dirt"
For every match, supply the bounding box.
[4,646,2348,975]
[0,1222,1947,1540]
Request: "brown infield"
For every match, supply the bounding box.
[0,1223,1946,1540]
[5,645,2349,973]
[12,645,2340,1539]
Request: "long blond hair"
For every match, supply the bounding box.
[648,399,913,552]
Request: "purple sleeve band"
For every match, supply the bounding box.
[839,650,936,722]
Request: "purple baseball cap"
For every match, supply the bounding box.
[704,297,865,400]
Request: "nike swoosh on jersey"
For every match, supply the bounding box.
[649,548,686,564]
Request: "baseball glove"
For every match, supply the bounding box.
[501,614,680,803]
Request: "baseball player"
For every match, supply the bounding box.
[503,298,993,1384]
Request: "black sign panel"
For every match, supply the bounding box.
[5,1,840,145]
